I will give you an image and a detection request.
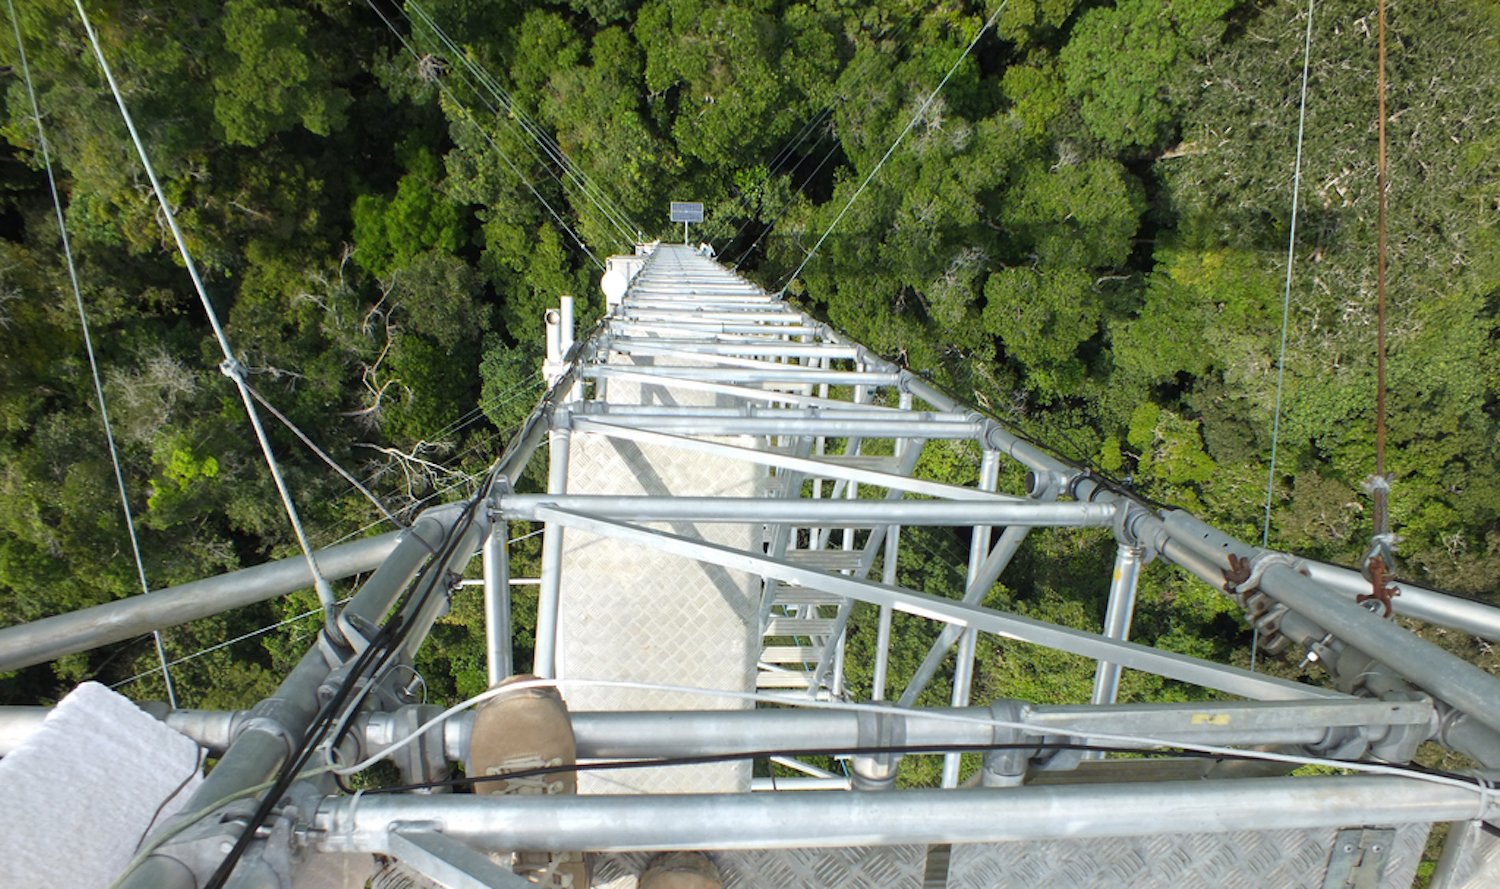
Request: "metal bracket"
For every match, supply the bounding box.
[1322,827,1396,889]
[1224,552,1310,656]
[1243,590,1293,655]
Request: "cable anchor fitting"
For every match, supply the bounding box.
[218,356,247,382]
[1358,473,1399,618]
[1358,538,1400,619]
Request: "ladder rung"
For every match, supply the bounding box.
[761,645,821,664]
[764,618,837,637]
[784,550,866,571]
[816,455,905,473]
[772,590,844,607]
[756,671,813,689]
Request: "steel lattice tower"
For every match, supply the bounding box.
[4,243,1500,888]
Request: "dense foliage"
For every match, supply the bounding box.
[0,0,1496,730]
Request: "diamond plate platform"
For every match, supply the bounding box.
[556,429,761,794]
[591,846,929,889]
[945,823,1430,889]
[557,307,765,794]
[580,822,1430,889]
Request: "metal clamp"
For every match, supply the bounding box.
[385,704,449,789]
[237,697,301,757]
[1222,551,1308,599]
[980,700,1033,788]
[851,710,905,791]
[1113,502,1160,565]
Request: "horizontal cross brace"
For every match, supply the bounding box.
[499,495,1115,527]
[565,419,1024,502]
[314,776,1487,854]
[534,506,1339,702]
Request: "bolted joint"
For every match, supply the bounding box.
[1305,724,1369,762]
[1299,632,1339,671]
[376,704,450,790]
[548,404,575,432]
[485,475,514,524]
[1366,692,1432,764]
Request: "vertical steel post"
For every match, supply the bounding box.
[534,425,571,678]
[943,448,999,787]
[559,295,576,356]
[897,523,1035,707]
[872,390,913,702]
[872,528,900,701]
[482,522,513,685]
[1090,544,1145,706]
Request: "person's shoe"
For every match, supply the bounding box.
[639,852,724,889]
[467,675,589,888]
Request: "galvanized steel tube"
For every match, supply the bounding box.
[0,526,423,673]
[313,776,1489,854]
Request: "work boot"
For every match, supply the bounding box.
[639,852,724,889]
[467,675,589,888]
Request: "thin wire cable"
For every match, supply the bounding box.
[1353,0,1398,619]
[781,3,1005,293]
[109,517,548,691]
[403,0,639,239]
[327,676,1498,812]
[713,109,832,256]
[1257,0,1317,672]
[729,11,929,269]
[8,0,177,707]
[424,370,541,446]
[1374,0,1389,491]
[735,132,844,270]
[362,0,604,270]
[108,599,348,690]
[367,741,1274,794]
[717,112,834,262]
[400,1,636,244]
[317,380,545,547]
[401,0,640,245]
[241,381,402,529]
[72,0,340,621]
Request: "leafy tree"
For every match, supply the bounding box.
[982,265,1096,398]
[213,0,351,146]
[352,141,468,278]
[1060,0,1240,152]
